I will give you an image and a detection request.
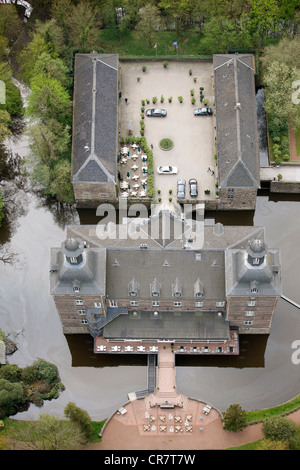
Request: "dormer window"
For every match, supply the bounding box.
[194,278,204,298]
[172,278,182,298]
[70,257,78,264]
[250,281,259,294]
[150,278,161,298]
[73,280,81,293]
[128,278,139,298]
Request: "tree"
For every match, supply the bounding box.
[12,414,85,450]
[0,379,25,418]
[67,1,102,52]
[257,438,290,450]
[17,32,50,84]
[262,415,297,448]
[263,60,300,128]
[32,52,71,88]
[28,119,71,167]
[0,4,23,43]
[35,359,60,384]
[199,14,257,54]
[27,73,72,123]
[48,159,75,204]
[260,36,300,74]
[134,4,163,48]
[249,0,281,43]
[64,402,94,439]
[222,404,247,432]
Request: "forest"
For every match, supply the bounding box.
[0,0,299,206]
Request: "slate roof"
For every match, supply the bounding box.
[105,247,226,300]
[71,53,118,185]
[225,239,281,297]
[103,311,230,341]
[213,54,260,189]
[50,244,106,295]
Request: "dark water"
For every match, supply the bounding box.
[1,87,300,418]
[1,189,300,419]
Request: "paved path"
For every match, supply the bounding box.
[83,339,300,450]
[84,407,300,451]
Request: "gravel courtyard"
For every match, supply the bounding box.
[119,60,217,211]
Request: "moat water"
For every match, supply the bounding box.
[0,86,300,420]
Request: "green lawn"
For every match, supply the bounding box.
[99,27,209,58]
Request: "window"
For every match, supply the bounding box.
[253,258,260,265]
[248,300,256,307]
[174,292,181,298]
[195,301,203,307]
[174,301,181,307]
[94,302,101,308]
[152,301,160,307]
[76,300,83,305]
[251,287,258,294]
[78,309,85,315]
[152,291,160,297]
[109,300,118,307]
[244,320,253,325]
[216,301,225,307]
[70,257,77,264]
[195,292,203,298]
[73,287,80,293]
[246,311,254,316]
[129,291,138,297]
[80,319,88,324]
[130,300,138,306]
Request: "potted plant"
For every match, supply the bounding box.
[142,65,147,72]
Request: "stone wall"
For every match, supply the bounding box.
[54,294,106,334]
[226,295,278,334]
[217,188,257,210]
[270,181,300,193]
[73,182,117,208]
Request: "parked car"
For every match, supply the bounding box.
[157,165,178,175]
[177,179,186,199]
[146,108,167,117]
[193,107,212,116]
[189,178,198,197]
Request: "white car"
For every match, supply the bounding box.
[157,165,178,175]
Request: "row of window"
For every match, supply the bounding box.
[111,300,225,308]
[75,300,102,308]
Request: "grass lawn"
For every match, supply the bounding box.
[245,394,300,423]
[99,27,208,58]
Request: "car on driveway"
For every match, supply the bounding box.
[193,107,212,116]
[177,179,186,199]
[189,178,198,197]
[157,165,178,175]
[146,108,167,117]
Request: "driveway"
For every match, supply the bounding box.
[120,60,217,210]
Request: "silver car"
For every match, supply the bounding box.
[146,108,167,117]
[177,179,186,199]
